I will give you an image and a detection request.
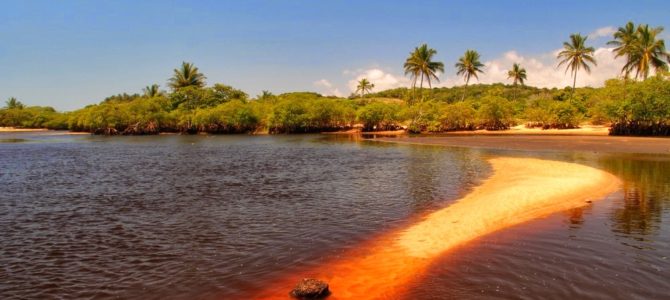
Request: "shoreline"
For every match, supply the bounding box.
[0,127,50,132]
[0,127,90,135]
[375,135,670,155]
[254,157,620,299]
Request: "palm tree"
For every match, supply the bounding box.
[625,25,669,80]
[143,84,161,97]
[507,63,527,100]
[355,78,375,99]
[455,50,485,100]
[557,34,597,96]
[5,97,24,109]
[403,44,445,103]
[608,22,638,78]
[168,62,207,90]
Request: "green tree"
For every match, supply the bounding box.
[143,84,162,97]
[626,25,669,80]
[608,22,638,78]
[455,50,485,100]
[355,78,375,99]
[557,34,597,97]
[403,44,445,103]
[168,62,207,90]
[5,97,25,109]
[507,63,527,100]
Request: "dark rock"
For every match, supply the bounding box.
[289,278,330,299]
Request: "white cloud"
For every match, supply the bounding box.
[589,26,617,39]
[438,48,626,88]
[313,79,343,97]
[346,68,409,94]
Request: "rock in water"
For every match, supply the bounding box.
[290,278,330,299]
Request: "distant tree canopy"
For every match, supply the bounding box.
[3,24,670,139]
[3,73,669,136]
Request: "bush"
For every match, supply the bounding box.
[438,101,476,131]
[477,95,515,130]
[357,102,402,131]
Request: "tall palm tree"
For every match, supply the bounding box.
[355,78,375,99]
[143,84,161,97]
[557,34,597,96]
[507,63,527,100]
[403,44,445,103]
[5,97,24,109]
[455,49,485,100]
[626,25,669,80]
[168,62,207,90]
[608,22,638,78]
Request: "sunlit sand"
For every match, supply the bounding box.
[0,127,49,132]
[254,157,620,299]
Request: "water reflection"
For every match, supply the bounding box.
[598,158,670,239]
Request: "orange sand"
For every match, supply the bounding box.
[252,157,619,299]
[0,127,49,132]
[442,124,610,136]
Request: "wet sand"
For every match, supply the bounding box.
[0,128,90,135]
[443,124,610,136]
[254,157,619,299]
[0,127,49,132]
[376,135,670,155]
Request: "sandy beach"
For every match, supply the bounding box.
[442,124,611,136]
[0,127,49,132]
[255,157,619,299]
[376,134,670,155]
[0,127,90,135]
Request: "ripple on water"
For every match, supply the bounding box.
[1,134,669,299]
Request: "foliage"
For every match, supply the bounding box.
[403,44,444,104]
[168,61,206,90]
[557,34,597,93]
[3,49,669,136]
[355,78,375,98]
[476,95,516,130]
[357,102,403,131]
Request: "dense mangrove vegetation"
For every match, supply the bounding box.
[2,21,669,136]
[2,74,668,135]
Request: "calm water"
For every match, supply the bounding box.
[0,132,668,299]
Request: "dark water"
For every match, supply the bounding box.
[0,132,668,299]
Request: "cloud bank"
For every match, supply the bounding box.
[313,79,343,97]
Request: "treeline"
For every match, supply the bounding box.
[2,73,668,136]
[3,60,670,136]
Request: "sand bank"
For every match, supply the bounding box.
[0,127,49,132]
[254,157,619,299]
[377,135,670,155]
[443,124,610,136]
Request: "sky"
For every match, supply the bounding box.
[1,1,669,111]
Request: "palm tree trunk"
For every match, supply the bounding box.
[411,77,418,105]
[571,69,577,99]
[461,78,470,101]
[419,73,424,103]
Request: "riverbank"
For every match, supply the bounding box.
[0,127,49,132]
[0,128,90,135]
[375,134,670,155]
[441,124,610,136]
[255,157,619,299]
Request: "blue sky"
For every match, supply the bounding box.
[1,1,669,111]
